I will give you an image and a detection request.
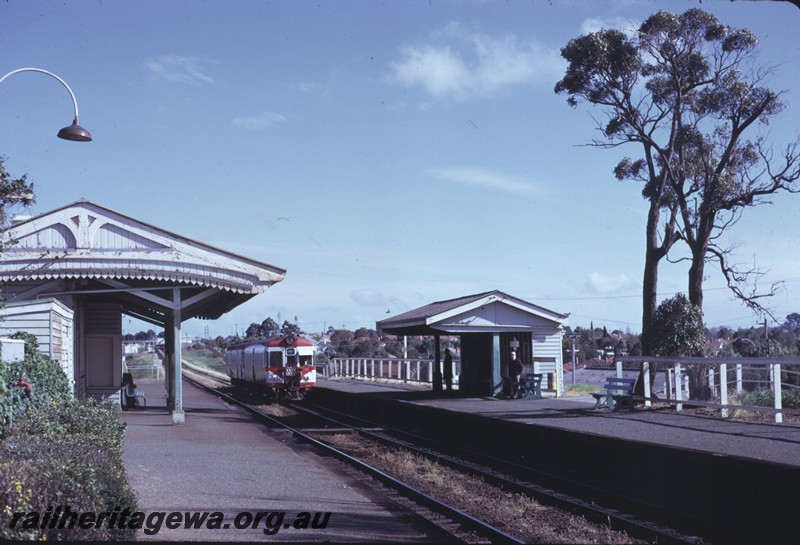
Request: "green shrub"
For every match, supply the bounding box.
[0,398,138,541]
[1,345,72,438]
[740,387,800,409]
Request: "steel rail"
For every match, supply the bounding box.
[181,371,525,545]
[295,401,705,545]
[181,365,709,543]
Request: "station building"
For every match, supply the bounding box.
[377,290,569,397]
[0,200,285,423]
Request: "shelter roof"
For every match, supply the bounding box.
[377,290,569,336]
[0,200,286,321]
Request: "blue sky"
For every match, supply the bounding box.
[2,0,799,338]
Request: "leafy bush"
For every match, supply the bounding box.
[0,398,138,541]
[1,337,72,438]
[740,387,800,409]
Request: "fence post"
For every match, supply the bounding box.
[720,362,728,419]
[404,361,410,383]
[773,362,783,424]
[416,361,421,382]
[736,363,743,394]
[666,368,673,401]
[428,361,433,383]
[675,363,683,412]
[708,366,716,398]
[642,360,651,407]
[616,360,623,378]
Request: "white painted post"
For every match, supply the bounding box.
[405,361,410,383]
[773,363,783,424]
[616,360,623,378]
[675,363,683,412]
[720,363,728,419]
[416,361,421,382]
[736,363,743,394]
[666,368,673,401]
[708,366,716,397]
[642,361,651,407]
[370,360,375,381]
[428,361,433,383]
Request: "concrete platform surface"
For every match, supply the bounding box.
[121,379,447,542]
[317,377,800,468]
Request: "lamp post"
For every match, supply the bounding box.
[386,299,408,359]
[0,67,92,141]
[569,333,578,386]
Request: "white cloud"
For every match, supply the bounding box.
[144,55,216,85]
[388,23,563,101]
[351,289,386,307]
[580,16,639,36]
[291,81,323,94]
[232,112,287,130]
[430,167,544,198]
[586,272,636,294]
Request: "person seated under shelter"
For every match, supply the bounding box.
[121,372,146,410]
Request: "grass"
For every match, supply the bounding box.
[182,346,227,373]
[564,383,596,396]
[323,432,644,544]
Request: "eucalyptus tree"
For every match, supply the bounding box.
[0,157,35,310]
[555,8,799,353]
[0,157,35,226]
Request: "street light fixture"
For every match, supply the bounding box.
[0,67,92,142]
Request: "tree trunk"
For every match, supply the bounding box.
[637,201,664,397]
[688,246,706,311]
[641,201,664,356]
[687,214,712,313]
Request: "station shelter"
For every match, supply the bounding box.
[0,200,285,423]
[377,290,569,397]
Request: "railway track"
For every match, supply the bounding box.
[294,401,704,545]
[181,366,523,544]
[181,364,704,544]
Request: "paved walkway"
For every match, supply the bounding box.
[121,379,448,542]
[318,377,800,468]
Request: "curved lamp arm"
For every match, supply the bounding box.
[0,67,92,141]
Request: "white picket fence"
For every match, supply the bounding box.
[616,356,800,423]
[323,357,459,387]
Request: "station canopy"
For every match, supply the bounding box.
[377,290,569,336]
[0,200,286,325]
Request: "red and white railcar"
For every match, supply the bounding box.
[226,335,316,400]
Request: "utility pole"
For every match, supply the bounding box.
[569,333,577,386]
[764,319,770,357]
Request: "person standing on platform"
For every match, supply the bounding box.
[443,348,453,391]
[509,351,523,399]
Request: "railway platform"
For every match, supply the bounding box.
[312,376,800,545]
[120,378,454,543]
[314,376,800,468]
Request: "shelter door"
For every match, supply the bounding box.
[86,334,121,392]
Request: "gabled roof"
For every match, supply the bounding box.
[377,290,569,336]
[0,200,285,293]
[0,200,286,322]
